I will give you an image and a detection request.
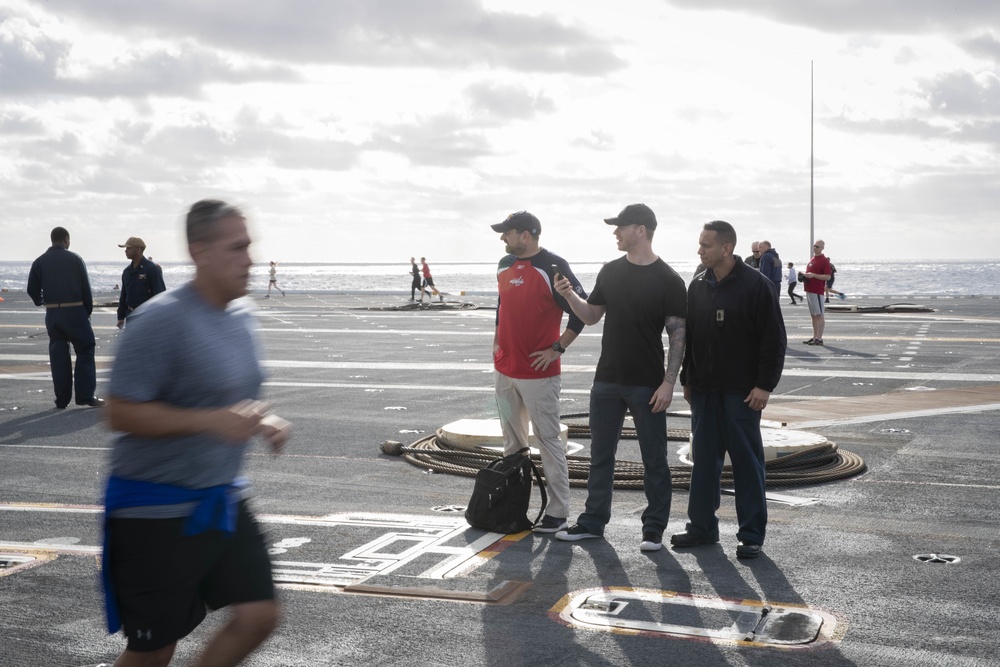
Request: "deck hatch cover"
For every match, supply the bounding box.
[561,589,829,646]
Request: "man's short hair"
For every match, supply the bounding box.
[704,220,737,247]
[50,227,70,244]
[185,200,244,244]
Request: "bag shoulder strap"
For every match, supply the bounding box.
[524,455,548,527]
[509,447,548,527]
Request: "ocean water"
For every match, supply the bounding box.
[2,259,999,297]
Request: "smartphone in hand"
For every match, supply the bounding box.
[552,264,562,282]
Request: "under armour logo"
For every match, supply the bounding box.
[136,628,153,640]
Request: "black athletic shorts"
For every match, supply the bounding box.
[107,500,276,652]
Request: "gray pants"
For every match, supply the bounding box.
[494,372,570,519]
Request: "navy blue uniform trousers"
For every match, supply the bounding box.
[686,390,767,545]
[45,306,96,407]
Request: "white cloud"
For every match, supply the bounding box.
[29,0,624,73]
[0,0,998,264]
[661,0,1000,34]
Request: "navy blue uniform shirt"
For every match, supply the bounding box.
[681,260,787,394]
[117,257,166,320]
[27,246,94,315]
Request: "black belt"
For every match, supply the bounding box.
[44,301,84,309]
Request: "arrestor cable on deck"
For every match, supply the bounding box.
[382,412,867,490]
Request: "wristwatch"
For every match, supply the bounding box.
[551,341,566,354]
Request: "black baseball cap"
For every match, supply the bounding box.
[491,211,541,234]
[604,203,657,230]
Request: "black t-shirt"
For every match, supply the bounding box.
[588,256,687,387]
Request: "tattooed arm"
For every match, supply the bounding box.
[650,315,687,413]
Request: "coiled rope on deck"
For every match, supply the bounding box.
[352,301,480,311]
[384,413,867,490]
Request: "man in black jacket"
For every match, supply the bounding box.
[672,220,786,559]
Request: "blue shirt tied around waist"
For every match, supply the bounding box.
[101,475,248,634]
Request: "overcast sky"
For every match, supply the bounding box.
[2,0,998,265]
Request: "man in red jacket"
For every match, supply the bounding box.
[492,211,587,534]
[801,240,832,346]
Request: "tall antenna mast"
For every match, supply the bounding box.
[810,60,815,253]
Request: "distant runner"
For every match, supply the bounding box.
[409,257,422,301]
[418,257,444,303]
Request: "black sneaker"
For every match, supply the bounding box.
[533,515,568,534]
[640,532,663,552]
[736,541,762,559]
[802,338,815,345]
[76,397,106,407]
[670,531,720,548]
[812,339,824,346]
[555,524,601,541]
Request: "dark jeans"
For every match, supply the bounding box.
[45,307,96,407]
[788,283,802,303]
[577,382,672,536]
[686,390,767,545]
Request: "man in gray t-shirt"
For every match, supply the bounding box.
[108,282,265,502]
[101,200,292,666]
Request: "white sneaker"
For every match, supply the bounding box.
[555,524,601,541]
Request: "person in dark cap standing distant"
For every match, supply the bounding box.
[491,211,588,534]
[554,203,687,552]
[26,226,104,408]
[117,237,166,329]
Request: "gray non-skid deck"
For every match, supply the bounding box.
[1,291,999,666]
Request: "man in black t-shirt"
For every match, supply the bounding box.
[553,203,687,552]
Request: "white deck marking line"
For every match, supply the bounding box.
[856,480,1000,490]
[7,359,995,382]
[0,444,111,451]
[0,541,101,555]
[0,503,102,513]
[787,402,1000,429]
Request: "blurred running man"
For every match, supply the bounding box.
[101,199,292,667]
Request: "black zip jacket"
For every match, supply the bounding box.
[681,259,787,394]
